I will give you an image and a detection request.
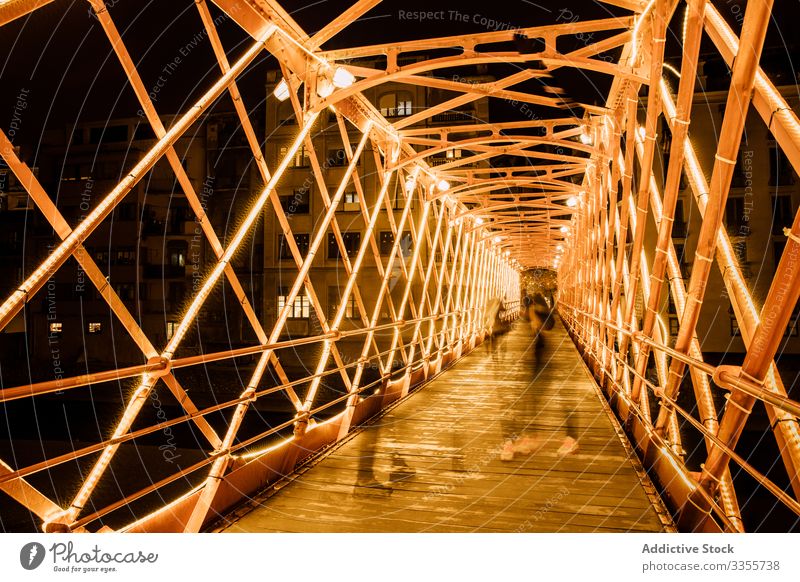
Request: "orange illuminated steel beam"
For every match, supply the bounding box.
[0,29,276,334]
[182,122,371,532]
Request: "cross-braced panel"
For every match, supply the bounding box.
[560,0,800,532]
[2,0,798,534]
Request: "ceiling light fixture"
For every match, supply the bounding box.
[332,67,355,88]
[274,78,291,101]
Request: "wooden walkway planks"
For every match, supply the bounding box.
[219,319,673,533]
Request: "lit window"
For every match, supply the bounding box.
[379,92,413,117]
[88,322,102,334]
[166,321,178,340]
[329,287,358,320]
[344,295,358,319]
[114,248,135,265]
[168,241,187,268]
[49,322,63,335]
[343,191,359,211]
[280,145,310,168]
[278,287,310,319]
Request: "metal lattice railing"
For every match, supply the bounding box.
[559,0,800,533]
[0,0,524,532]
[2,0,800,534]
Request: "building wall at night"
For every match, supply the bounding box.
[644,75,800,359]
[0,111,268,373]
[261,62,492,349]
[0,61,492,377]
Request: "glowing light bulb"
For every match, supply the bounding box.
[566,196,578,207]
[332,67,355,89]
[273,78,290,101]
[405,178,416,193]
[580,126,593,145]
[476,217,484,225]
[437,179,450,192]
[493,235,502,243]
[317,77,334,98]
[560,225,569,234]
[504,250,510,256]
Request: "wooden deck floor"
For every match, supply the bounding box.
[219,319,673,533]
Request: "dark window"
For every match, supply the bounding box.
[114,283,135,301]
[725,197,746,234]
[774,239,786,266]
[730,150,751,189]
[669,316,679,337]
[667,294,678,316]
[770,145,794,186]
[169,204,191,234]
[281,189,310,214]
[771,195,793,234]
[116,202,137,221]
[328,231,361,259]
[379,231,412,256]
[278,233,309,260]
[278,102,296,126]
[168,282,185,309]
[212,151,250,190]
[379,231,393,255]
[327,149,349,167]
[672,199,687,238]
[785,308,800,337]
[133,123,155,141]
[732,239,749,277]
[89,124,128,144]
[672,242,690,279]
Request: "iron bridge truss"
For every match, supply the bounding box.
[0,0,797,533]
